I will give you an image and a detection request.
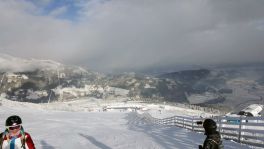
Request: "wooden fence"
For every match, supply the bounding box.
[140,113,264,148]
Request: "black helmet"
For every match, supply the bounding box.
[203,119,217,133]
[5,115,22,126]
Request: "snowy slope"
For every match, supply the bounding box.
[0,54,62,72]
[0,98,250,149]
[0,53,92,74]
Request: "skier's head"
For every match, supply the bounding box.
[203,119,217,135]
[5,115,22,135]
[5,115,22,127]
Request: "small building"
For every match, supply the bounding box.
[238,104,263,117]
[6,73,28,83]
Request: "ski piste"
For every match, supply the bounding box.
[0,98,250,149]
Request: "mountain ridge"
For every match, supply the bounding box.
[0,54,263,112]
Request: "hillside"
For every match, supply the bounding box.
[0,55,263,113]
[159,66,264,111]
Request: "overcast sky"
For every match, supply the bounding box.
[0,0,264,72]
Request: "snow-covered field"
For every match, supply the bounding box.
[0,98,251,149]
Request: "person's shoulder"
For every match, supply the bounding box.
[24,132,32,137]
[24,132,34,141]
[203,138,215,149]
[215,131,221,135]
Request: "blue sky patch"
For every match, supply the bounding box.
[26,0,82,21]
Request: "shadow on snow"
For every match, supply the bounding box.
[79,133,112,149]
[40,140,56,149]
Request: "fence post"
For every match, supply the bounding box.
[182,117,185,128]
[218,116,222,133]
[192,116,194,131]
[238,116,242,143]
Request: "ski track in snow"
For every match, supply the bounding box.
[0,99,251,149]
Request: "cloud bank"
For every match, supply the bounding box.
[0,0,264,72]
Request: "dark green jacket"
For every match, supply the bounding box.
[200,131,223,149]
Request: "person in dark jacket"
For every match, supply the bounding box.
[199,119,223,149]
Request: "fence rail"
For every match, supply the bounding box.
[140,113,264,148]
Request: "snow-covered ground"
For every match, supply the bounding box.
[0,98,251,149]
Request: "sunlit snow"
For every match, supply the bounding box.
[0,98,250,149]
